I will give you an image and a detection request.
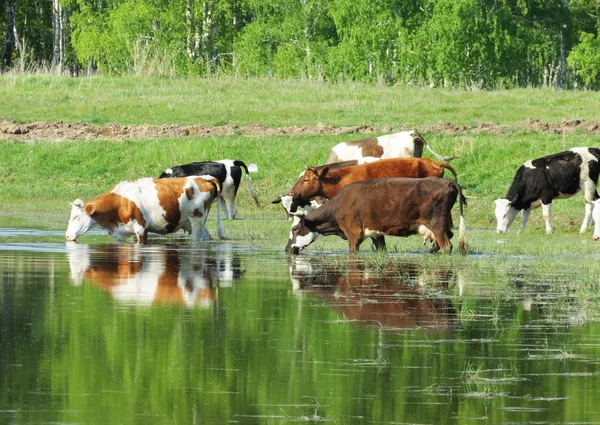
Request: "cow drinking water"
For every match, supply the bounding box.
[285,177,467,255]
[494,147,600,234]
[66,176,223,243]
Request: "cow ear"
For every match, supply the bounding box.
[272,196,282,204]
[84,204,96,215]
[307,166,319,176]
[319,167,329,179]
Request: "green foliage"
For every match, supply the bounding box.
[3,0,600,87]
[568,32,600,88]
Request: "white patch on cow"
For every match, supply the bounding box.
[523,160,535,169]
[112,178,168,230]
[331,144,365,162]
[377,131,417,158]
[289,216,320,252]
[164,168,173,175]
[494,198,519,233]
[280,195,295,214]
[65,199,98,241]
[217,160,237,219]
[364,228,385,238]
[593,200,600,240]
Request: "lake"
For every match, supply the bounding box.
[2,226,600,424]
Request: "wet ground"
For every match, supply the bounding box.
[2,227,600,424]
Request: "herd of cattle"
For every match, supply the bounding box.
[65,130,600,254]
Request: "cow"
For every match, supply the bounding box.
[285,157,458,210]
[285,177,468,255]
[271,158,376,215]
[65,175,224,244]
[160,159,259,220]
[494,147,600,234]
[326,130,450,164]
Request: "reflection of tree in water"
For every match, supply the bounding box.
[289,257,459,332]
[66,243,244,308]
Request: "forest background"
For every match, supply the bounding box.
[2,0,600,90]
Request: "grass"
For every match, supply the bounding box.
[2,75,600,127]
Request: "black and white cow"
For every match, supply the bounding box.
[494,147,600,234]
[160,159,259,220]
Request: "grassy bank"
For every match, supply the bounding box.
[2,75,600,127]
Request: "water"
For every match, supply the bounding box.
[2,229,600,424]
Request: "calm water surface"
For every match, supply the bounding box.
[1,228,600,424]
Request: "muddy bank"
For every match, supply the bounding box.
[1,118,600,142]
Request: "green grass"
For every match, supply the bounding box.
[2,75,600,127]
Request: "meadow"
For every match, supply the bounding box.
[2,75,600,254]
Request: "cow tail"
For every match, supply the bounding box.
[423,138,453,162]
[206,176,225,240]
[234,160,260,206]
[456,181,468,255]
[441,163,459,181]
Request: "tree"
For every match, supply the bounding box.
[2,0,15,70]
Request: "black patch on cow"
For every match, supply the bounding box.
[159,162,228,184]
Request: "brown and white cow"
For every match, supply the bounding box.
[65,175,223,243]
[285,177,467,254]
[326,130,449,164]
[286,157,458,209]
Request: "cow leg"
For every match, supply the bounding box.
[580,178,597,232]
[542,203,553,234]
[372,236,386,251]
[432,230,452,254]
[517,209,531,235]
[135,229,148,244]
[190,217,211,241]
[348,235,362,253]
[580,201,593,233]
[220,187,237,220]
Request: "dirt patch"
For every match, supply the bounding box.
[1,118,600,142]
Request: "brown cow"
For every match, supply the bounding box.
[286,157,457,208]
[285,177,467,254]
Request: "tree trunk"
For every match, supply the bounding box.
[557,0,570,89]
[52,0,64,71]
[2,0,15,71]
[186,0,195,59]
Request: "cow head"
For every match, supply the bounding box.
[288,166,329,202]
[285,213,321,254]
[494,198,518,233]
[65,199,98,242]
[593,200,600,241]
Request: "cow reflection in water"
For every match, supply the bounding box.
[66,243,243,307]
[290,257,459,331]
